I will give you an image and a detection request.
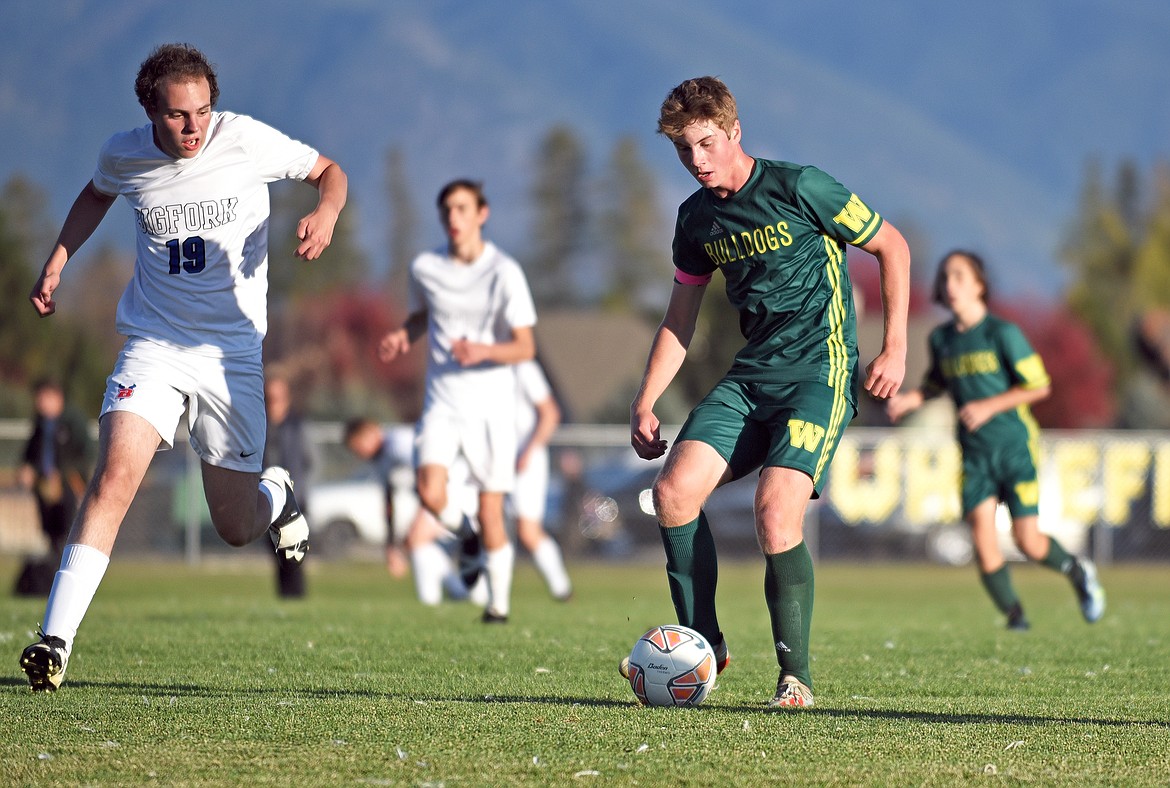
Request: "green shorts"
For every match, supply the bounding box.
[960,442,1040,517]
[676,376,857,496]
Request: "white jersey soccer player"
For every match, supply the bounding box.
[410,239,537,488]
[380,180,536,624]
[99,111,319,357]
[21,44,346,692]
[509,360,572,601]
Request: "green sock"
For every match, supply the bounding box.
[1040,537,1074,574]
[764,542,814,690]
[979,565,1021,614]
[659,511,720,645]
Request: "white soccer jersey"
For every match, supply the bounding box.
[92,111,319,357]
[514,359,552,443]
[408,241,536,415]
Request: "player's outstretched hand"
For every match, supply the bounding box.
[29,270,61,317]
[294,206,339,260]
[378,329,410,363]
[864,350,905,400]
[631,408,668,460]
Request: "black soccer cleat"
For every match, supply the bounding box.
[456,514,484,589]
[262,466,309,564]
[20,630,70,692]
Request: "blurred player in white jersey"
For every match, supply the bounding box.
[21,43,347,692]
[344,418,486,606]
[510,359,572,601]
[379,180,536,623]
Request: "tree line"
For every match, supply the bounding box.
[0,134,1164,429]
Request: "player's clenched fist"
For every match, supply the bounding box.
[378,328,410,363]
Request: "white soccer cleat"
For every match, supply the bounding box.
[767,675,815,708]
[1072,558,1105,623]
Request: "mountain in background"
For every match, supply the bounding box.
[3,0,1168,300]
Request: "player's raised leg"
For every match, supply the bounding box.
[652,440,730,655]
[1010,514,1105,623]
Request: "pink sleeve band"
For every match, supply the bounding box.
[674,268,713,286]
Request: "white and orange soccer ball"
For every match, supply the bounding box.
[626,624,717,707]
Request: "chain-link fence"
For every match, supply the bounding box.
[2,420,1168,566]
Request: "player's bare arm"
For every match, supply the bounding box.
[858,221,911,399]
[959,383,1050,432]
[452,325,535,367]
[631,280,707,460]
[295,154,348,260]
[518,394,561,472]
[29,181,116,317]
[378,309,428,363]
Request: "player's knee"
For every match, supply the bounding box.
[212,518,252,547]
[416,485,446,517]
[652,475,701,526]
[754,505,803,553]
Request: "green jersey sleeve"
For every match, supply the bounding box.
[997,320,1051,389]
[796,166,884,247]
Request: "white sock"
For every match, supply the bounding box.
[259,478,287,524]
[42,543,111,650]
[410,542,450,606]
[484,542,515,617]
[532,537,572,599]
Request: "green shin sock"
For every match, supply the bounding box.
[764,542,815,690]
[1040,537,1074,574]
[659,512,720,645]
[980,565,1021,614]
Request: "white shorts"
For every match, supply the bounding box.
[415,406,516,493]
[510,445,549,521]
[100,337,265,472]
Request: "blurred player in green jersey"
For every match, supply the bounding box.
[888,250,1105,629]
[626,76,912,709]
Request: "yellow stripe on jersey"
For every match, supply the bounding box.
[815,236,851,484]
[1015,354,1051,389]
[1019,404,1042,469]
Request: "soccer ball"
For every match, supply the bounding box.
[626,624,717,707]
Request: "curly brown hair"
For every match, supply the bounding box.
[656,76,738,139]
[134,43,220,111]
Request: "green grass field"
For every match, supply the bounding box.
[1,556,1167,786]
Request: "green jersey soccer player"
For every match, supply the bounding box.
[627,76,912,709]
[888,250,1105,629]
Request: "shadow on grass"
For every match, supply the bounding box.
[5,675,1166,729]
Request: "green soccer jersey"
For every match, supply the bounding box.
[672,158,883,386]
[922,314,1050,453]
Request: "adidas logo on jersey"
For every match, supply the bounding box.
[709,221,724,237]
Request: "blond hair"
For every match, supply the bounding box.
[657,76,738,138]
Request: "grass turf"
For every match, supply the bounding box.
[1,556,1167,785]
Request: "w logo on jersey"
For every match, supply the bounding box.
[787,419,826,452]
[832,194,873,234]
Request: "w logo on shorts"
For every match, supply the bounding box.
[787,419,826,452]
[115,384,136,400]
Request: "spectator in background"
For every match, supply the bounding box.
[264,374,315,598]
[16,379,92,596]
